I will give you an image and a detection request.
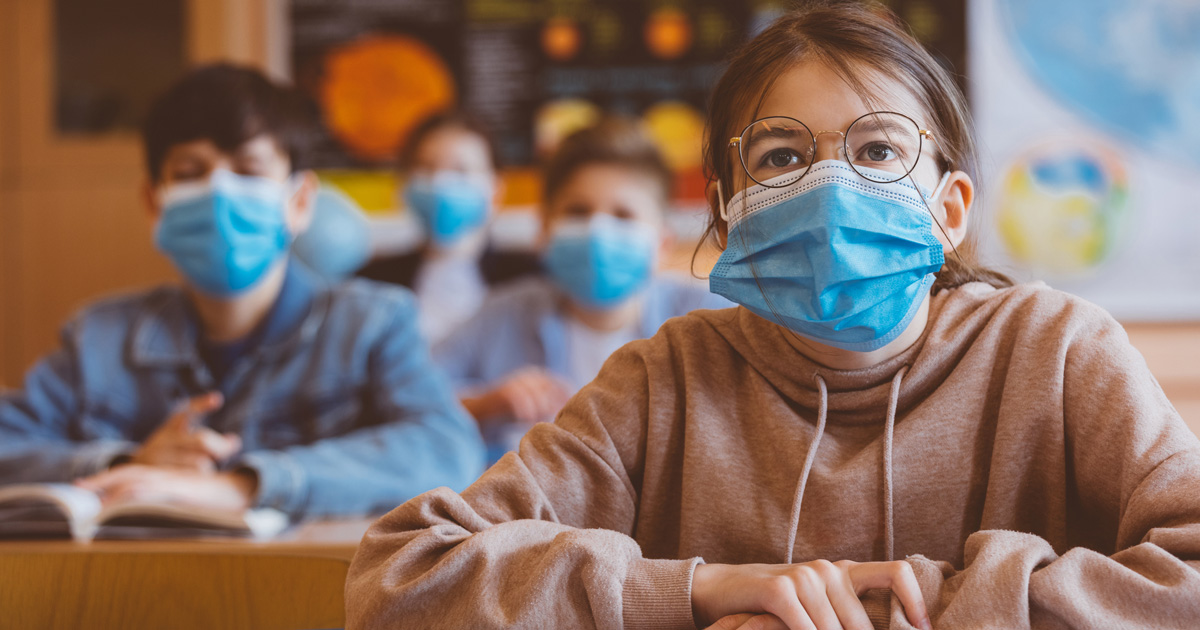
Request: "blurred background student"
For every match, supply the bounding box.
[434,117,731,463]
[0,64,485,520]
[358,111,540,344]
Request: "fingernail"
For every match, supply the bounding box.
[922,618,933,630]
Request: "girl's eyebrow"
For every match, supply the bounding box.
[850,116,912,135]
[744,124,810,142]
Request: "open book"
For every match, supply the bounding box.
[0,484,289,541]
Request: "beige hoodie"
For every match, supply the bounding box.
[347,282,1200,629]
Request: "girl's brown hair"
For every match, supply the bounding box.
[699,0,1011,293]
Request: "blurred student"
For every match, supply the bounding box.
[347,5,1200,629]
[358,111,539,344]
[433,118,731,463]
[0,64,484,520]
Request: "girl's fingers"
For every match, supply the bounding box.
[738,614,794,630]
[849,562,930,630]
[707,614,758,630]
[789,565,843,630]
[824,568,873,630]
[883,564,930,630]
[760,578,819,630]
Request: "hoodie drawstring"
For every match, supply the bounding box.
[785,374,828,564]
[883,366,907,562]
[784,367,908,565]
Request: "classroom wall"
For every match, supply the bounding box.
[1,0,14,388]
[0,0,286,388]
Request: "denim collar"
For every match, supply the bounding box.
[129,259,327,369]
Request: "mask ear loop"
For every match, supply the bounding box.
[717,178,729,223]
[908,167,962,263]
[715,178,731,249]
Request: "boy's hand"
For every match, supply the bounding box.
[75,465,258,512]
[462,367,573,426]
[129,392,241,471]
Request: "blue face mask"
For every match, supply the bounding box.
[154,169,292,298]
[542,214,658,309]
[404,171,493,246]
[709,160,950,352]
[292,186,371,280]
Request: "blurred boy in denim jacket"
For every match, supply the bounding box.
[0,65,484,520]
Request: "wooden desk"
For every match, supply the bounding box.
[0,516,377,560]
[0,517,379,630]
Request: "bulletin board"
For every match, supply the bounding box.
[290,0,969,209]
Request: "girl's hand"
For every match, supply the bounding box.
[691,560,932,630]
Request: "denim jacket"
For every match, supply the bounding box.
[0,262,485,519]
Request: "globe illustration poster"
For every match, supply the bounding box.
[971,0,1200,319]
[997,141,1128,276]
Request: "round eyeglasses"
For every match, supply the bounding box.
[728,111,937,187]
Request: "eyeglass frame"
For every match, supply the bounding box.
[727,110,939,188]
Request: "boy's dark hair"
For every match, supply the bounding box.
[542,116,673,207]
[398,109,501,171]
[141,64,314,182]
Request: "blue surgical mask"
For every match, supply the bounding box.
[542,214,658,309]
[709,160,950,352]
[404,171,493,246]
[292,186,371,280]
[154,169,292,298]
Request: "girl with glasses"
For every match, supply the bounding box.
[346,3,1200,629]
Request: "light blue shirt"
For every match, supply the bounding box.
[0,261,485,520]
[433,275,732,462]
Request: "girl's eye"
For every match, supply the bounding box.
[862,143,897,162]
[761,148,803,169]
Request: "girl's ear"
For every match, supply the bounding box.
[937,170,974,251]
[704,180,729,248]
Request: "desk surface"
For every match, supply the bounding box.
[0,516,377,560]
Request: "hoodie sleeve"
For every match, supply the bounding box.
[880,303,1200,629]
[345,340,703,630]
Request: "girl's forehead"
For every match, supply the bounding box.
[751,61,926,132]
